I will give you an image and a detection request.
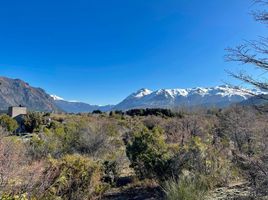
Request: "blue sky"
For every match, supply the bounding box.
[0,0,266,105]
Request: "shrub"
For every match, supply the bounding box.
[0,136,28,196]
[74,124,109,157]
[126,126,171,180]
[27,122,79,159]
[0,114,18,132]
[27,130,70,160]
[102,160,119,185]
[92,110,102,114]
[168,135,234,189]
[34,154,103,200]
[23,112,47,133]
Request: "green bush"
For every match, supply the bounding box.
[27,122,78,159]
[102,160,119,185]
[126,126,171,180]
[35,154,103,200]
[168,136,234,189]
[0,114,18,132]
[23,112,47,133]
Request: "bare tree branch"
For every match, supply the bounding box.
[226,70,268,90]
[252,0,268,23]
[225,1,268,94]
[225,45,268,70]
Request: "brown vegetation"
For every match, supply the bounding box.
[0,104,266,199]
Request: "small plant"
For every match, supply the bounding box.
[163,175,208,200]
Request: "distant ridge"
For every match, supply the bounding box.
[53,85,265,113]
[113,86,265,110]
[53,99,114,113]
[240,94,268,106]
[0,76,60,112]
[0,76,265,113]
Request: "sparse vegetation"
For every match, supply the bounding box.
[0,104,266,199]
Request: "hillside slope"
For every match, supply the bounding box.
[0,77,60,112]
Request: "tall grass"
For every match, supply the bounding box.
[162,176,208,200]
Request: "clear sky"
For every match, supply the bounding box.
[0,0,266,105]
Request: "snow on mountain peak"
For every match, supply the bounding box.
[50,95,64,101]
[114,85,267,110]
[189,87,209,96]
[212,85,256,99]
[50,85,267,113]
[126,86,261,101]
[155,89,188,98]
[132,88,153,98]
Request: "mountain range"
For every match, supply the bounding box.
[0,76,266,113]
[113,86,263,110]
[53,85,265,112]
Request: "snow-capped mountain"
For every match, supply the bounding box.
[51,85,266,113]
[4,76,264,113]
[114,85,264,110]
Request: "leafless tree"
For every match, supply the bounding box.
[225,0,268,91]
[225,1,268,195]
